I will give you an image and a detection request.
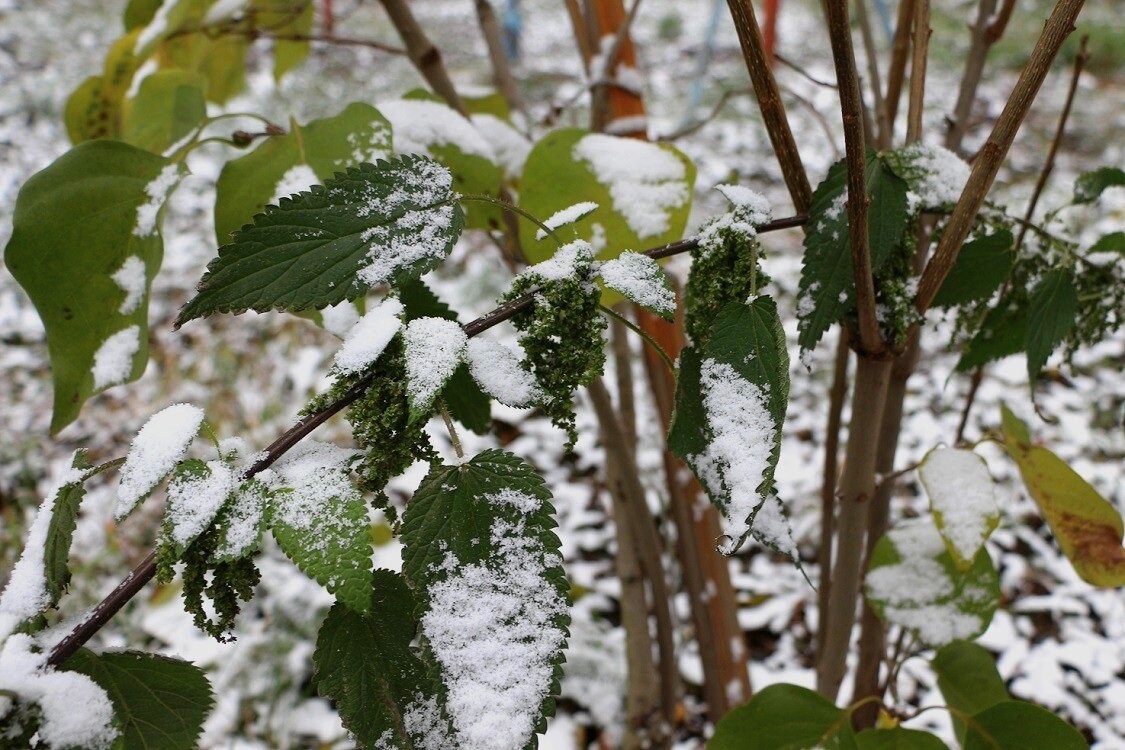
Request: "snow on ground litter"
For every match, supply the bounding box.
[0,0,1122,747]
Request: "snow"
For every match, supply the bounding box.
[422,515,567,750]
[133,163,181,237]
[380,99,495,161]
[332,297,404,375]
[470,114,530,177]
[354,159,458,289]
[597,251,675,316]
[115,403,206,519]
[269,441,360,544]
[0,634,117,749]
[269,164,319,206]
[536,201,599,241]
[0,454,84,623]
[404,317,467,410]
[319,301,361,339]
[865,520,987,646]
[918,447,1000,564]
[112,256,147,315]
[91,325,141,390]
[898,142,970,212]
[466,338,540,408]
[572,133,688,239]
[203,0,247,24]
[696,185,772,255]
[715,184,772,224]
[165,460,237,548]
[518,240,595,284]
[692,358,779,555]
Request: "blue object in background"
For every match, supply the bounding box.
[502,0,523,61]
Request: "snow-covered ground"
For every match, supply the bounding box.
[1,0,1122,747]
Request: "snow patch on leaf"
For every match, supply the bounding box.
[332,297,404,375]
[381,99,494,161]
[91,325,141,390]
[404,317,467,412]
[597,251,675,317]
[536,201,599,240]
[919,447,1000,567]
[466,338,540,408]
[269,163,319,206]
[165,460,237,548]
[116,403,205,519]
[133,163,181,237]
[111,256,147,315]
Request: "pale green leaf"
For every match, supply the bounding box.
[932,641,1009,744]
[121,69,207,154]
[710,684,858,750]
[963,702,1086,749]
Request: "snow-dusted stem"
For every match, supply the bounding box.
[725,0,812,213]
[816,355,893,700]
[914,0,1086,313]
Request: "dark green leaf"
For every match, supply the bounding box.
[213,102,394,245]
[1074,166,1125,204]
[931,230,1015,308]
[121,70,207,154]
[1089,231,1125,255]
[963,701,1086,749]
[669,298,791,555]
[865,521,1000,647]
[43,457,89,605]
[932,641,1009,744]
[1025,269,1078,382]
[314,571,433,749]
[797,153,910,351]
[402,449,569,745]
[67,649,214,750]
[4,140,177,432]
[178,155,463,326]
[956,293,1028,371]
[855,727,949,749]
[711,684,857,750]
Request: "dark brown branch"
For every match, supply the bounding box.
[944,0,999,151]
[985,0,1017,44]
[45,213,807,668]
[725,0,813,213]
[823,0,883,355]
[884,0,915,134]
[915,0,1086,314]
[906,0,931,144]
[854,0,891,149]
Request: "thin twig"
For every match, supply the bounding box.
[884,0,915,134]
[775,54,839,89]
[906,0,931,143]
[944,0,999,151]
[915,0,1086,314]
[45,214,807,668]
[854,0,891,149]
[985,0,1017,44]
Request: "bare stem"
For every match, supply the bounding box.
[884,0,915,134]
[379,0,467,115]
[906,0,931,144]
[945,0,999,151]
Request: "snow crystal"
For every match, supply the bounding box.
[572,133,688,239]
[133,163,181,237]
[0,454,84,623]
[165,460,237,548]
[404,693,456,749]
[470,114,530,177]
[381,99,495,160]
[319,300,362,339]
[536,201,599,241]
[692,358,777,555]
[899,142,970,212]
[597,251,675,316]
[518,240,595,284]
[332,298,404,375]
[115,403,205,519]
[486,488,540,514]
[91,325,141,390]
[865,520,985,646]
[0,634,117,750]
[112,256,146,315]
[354,159,457,289]
[466,338,540,408]
[270,441,360,550]
[715,184,772,224]
[422,517,567,750]
[919,447,999,563]
[404,317,467,410]
[269,164,319,206]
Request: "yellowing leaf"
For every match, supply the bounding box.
[1000,405,1125,586]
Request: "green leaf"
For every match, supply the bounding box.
[402,449,569,746]
[1025,269,1078,382]
[124,0,162,30]
[213,102,394,244]
[179,154,463,326]
[518,128,694,302]
[710,684,857,750]
[399,277,490,433]
[1000,412,1125,586]
[121,70,207,154]
[931,230,1015,308]
[64,75,116,143]
[932,641,1009,744]
[668,298,791,555]
[313,571,434,749]
[1089,231,1125,254]
[5,140,178,432]
[865,519,1000,648]
[263,0,315,80]
[918,447,1000,570]
[43,454,91,606]
[67,649,214,750]
[796,152,910,351]
[1073,166,1125,204]
[963,702,1086,749]
[270,442,373,613]
[855,727,949,749]
[956,292,1028,372]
